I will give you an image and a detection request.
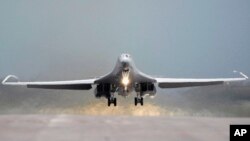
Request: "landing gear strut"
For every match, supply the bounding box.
[108,97,117,107]
[134,97,143,106]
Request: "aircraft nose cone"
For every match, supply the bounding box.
[121,58,130,70]
[119,54,132,69]
[122,61,129,68]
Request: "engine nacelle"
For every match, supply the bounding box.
[136,82,156,97]
[95,83,111,98]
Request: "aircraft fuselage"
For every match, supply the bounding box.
[94,54,156,99]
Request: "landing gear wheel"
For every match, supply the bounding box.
[107,97,117,107]
[134,97,138,106]
[114,98,117,106]
[108,98,111,106]
[134,97,143,106]
[140,97,143,106]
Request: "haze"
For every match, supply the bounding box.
[0,0,250,117]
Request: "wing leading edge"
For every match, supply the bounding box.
[2,71,248,89]
[2,75,96,90]
[156,71,248,88]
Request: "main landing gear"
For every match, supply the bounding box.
[108,97,117,107]
[107,97,144,106]
[134,97,143,106]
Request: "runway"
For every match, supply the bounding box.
[0,115,249,141]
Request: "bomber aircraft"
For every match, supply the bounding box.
[2,54,248,106]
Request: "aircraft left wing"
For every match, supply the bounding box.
[2,75,96,90]
[156,71,248,88]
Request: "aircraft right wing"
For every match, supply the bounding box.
[2,75,96,90]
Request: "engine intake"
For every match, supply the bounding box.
[95,83,111,98]
[136,82,156,97]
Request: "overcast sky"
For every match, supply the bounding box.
[1,0,250,80]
